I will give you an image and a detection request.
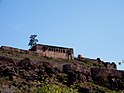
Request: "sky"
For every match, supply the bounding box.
[0,0,124,70]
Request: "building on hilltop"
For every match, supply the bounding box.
[30,44,74,60]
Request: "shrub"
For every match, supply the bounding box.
[33,82,78,93]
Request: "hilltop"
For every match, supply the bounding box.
[0,46,123,93]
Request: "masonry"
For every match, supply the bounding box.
[30,44,74,60]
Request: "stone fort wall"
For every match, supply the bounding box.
[0,45,74,60]
[31,44,74,60]
[0,46,34,55]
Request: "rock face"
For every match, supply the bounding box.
[91,68,124,90]
[0,55,123,91]
[0,46,123,92]
[62,64,91,85]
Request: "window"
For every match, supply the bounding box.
[48,48,53,51]
[63,50,65,53]
[48,48,51,51]
[71,50,73,54]
[56,49,58,52]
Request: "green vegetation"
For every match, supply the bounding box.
[33,83,78,93]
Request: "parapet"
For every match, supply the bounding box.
[0,46,34,55]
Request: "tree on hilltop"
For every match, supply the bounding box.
[28,34,38,49]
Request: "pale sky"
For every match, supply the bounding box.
[0,0,124,70]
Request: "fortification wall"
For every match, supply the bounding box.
[0,46,74,60]
[0,46,34,55]
[36,49,74,60]
[44,51,68,59]
[32,45,74,60]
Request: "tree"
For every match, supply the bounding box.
[28,34,38,49]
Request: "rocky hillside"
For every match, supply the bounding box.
[0,46,123,93]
